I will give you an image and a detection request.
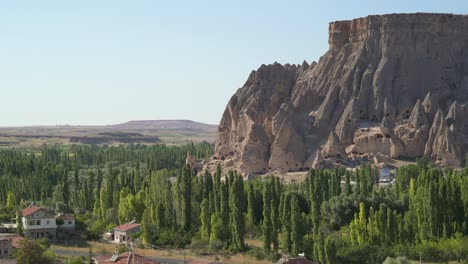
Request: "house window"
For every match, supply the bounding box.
[68,221,72,225]
[47,220,50,225]
[29,221,34,225]
[37,220,41,225]
[4,248,8,255]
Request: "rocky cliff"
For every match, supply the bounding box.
[214,13,468,174]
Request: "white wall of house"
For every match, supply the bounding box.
[61,219,75,229]
[22,209,58,230]
[114,230,129,242]
[113,227,141,243]
[22,217,57,230]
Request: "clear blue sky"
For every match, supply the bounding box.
[0,1,466,126]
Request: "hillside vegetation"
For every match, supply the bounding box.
[0,145,467,263]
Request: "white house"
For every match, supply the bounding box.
[57,214,75,230]
[22,206,57,239]
[113,222,141,243]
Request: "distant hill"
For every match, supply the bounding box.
[113,120,217,131]
[0,120,217,148]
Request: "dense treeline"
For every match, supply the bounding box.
[0,143,467,263]
[0,142,213,205]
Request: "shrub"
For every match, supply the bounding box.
[337,244,392,264]
[246,246,266,260]
[87,220,106,240]
[382,256,410,264]
[209,240,225,251]
[37,237,52,248]
[117,244,130,254]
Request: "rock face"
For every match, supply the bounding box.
[215,13,468,173]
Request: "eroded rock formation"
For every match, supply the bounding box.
[214,13,468,173]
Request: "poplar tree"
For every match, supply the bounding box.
[229,175,245,251]
[200,198,211,241]
[182,165,192,231]
[247,184,256,225]
[345,171,352,195]
[325,237,337,264]
[290,195,302,256]
[262,182,272,252]
[280,192,292,253]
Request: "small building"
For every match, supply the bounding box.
[0,237,12,259]
[57,214,75,230]
[113,222,141,243]
[93,249,160,264]
[0,218,18,233]
[21,206,57,240]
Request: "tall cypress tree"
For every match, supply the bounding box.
[229,175,245,251]
[325,237,337,264]
[262,182,272,252]
[280,192,292,253]
[345,171,352,196]
[200,198,211,241]
[290,195,302,256]
[271,177,280,252]
[247,184,256,225]
[220,182,229,233]
[213,164,221,214]
[182,165,192,231]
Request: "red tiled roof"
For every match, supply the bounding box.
[0,236,25,248]
[113,223,140,232]
[58,215,75,220]
[21,207,41,217]
[10,237,23,248]
[94,252,160,264]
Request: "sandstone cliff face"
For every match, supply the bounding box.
[215,13,468,173]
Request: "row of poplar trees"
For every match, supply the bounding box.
[1,144,468,263]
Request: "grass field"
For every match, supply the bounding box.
[55,240,271,264]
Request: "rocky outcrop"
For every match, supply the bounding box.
[214,13,468,173]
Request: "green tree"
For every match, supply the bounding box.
[280,193,292,253]
[200,198,211,241]
[141,209,153,243]
[6,191,16,209]
[229,174,245,252]
[325,237,337,264]
[262,182,272,252]
[182,165,192,231]
[14,239,53,264]
[247,184,256,225]
[290,195,302,256]
[345,171,352,195]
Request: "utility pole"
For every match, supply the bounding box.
[418,251,422,264]
[131,242,135,264]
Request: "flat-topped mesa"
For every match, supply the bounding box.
[329,13,468,50]
[213,13,468,175]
